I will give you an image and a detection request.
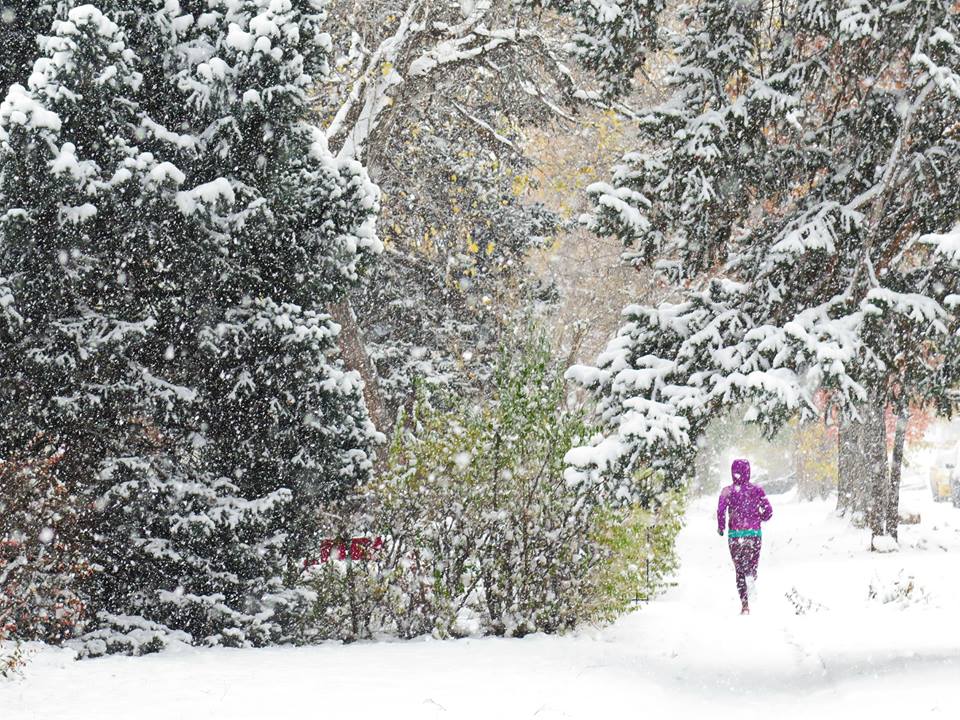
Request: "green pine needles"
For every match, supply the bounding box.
[0,1,380,654]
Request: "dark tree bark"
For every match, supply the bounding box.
[837,411,867,515]
[838,390,908,545]
[885,399,909,541]
[865,391,889,539]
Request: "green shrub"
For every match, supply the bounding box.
[305,330,683,640]
[592,483,684,618]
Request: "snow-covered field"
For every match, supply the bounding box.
[3,478,958,719]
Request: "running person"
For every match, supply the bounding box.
[717,459,773,614]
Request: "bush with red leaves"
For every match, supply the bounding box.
[0,450,91,644]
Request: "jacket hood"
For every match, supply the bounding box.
[731,459,751,485]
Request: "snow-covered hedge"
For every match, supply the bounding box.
[305,333,683,640]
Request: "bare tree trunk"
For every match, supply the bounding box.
[885,399,909,541]
[865,391,889,540]
[329,299,386,433]
[796,427,808,501]
[837,418,850,513]
[837,412,863,514]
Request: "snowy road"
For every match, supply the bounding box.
[3,486,959,719]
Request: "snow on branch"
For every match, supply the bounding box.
[325,2,558,162]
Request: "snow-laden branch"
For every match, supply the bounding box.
[326,0,422,160]
[327,2,546,162]
[408,26,521,77]
[450,100,518,152]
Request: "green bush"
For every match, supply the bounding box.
[305,331,683,640]
[592,483,684,617]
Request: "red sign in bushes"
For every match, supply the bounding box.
[303,537,384,568]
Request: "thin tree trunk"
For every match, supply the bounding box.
[865,391,889,540]
[886,399,909,541]
[837,415,850,513]
[329,299,386,432]
[837,412,864,514]
[796,425,808,501]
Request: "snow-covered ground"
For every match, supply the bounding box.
[3,477,958,719]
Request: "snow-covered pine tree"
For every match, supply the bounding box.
[571,0,960,540]
[585,0,766,282]
[0,3,55,91]
[1,1,381,651]
[534,0,665,98]
[0,3,183,648]
[94,0,381,649]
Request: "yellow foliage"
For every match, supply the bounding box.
[512,173,530,197]
[793,419,838,500]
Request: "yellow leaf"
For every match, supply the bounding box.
[381,61,393,76]
[467,240,479,253]
[485,242,495,256]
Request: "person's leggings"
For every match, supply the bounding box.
[728,536,762,606]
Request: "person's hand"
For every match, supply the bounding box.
[717,528,724,536]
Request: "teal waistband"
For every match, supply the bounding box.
[728,529,761,538]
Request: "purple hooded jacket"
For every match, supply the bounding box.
[717,459,773,533]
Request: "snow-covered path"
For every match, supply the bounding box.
[3,484,959,719]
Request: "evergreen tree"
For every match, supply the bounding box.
[0,3,56,92]
[0,1,180,650]
[0,1,381,651]
[572,0,960,539]
[536,0,665,98]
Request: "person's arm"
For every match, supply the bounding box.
[758,488,773,522]
[717,490,728,535]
